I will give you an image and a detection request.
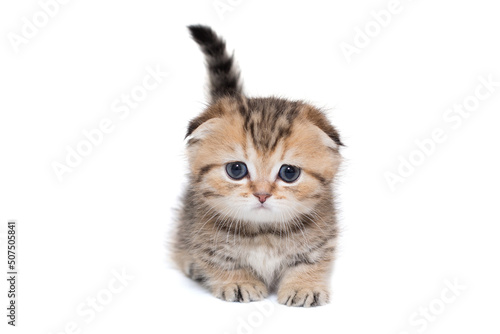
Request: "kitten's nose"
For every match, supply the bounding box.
[253,192,272,203]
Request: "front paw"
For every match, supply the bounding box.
[213,281,268,303]
[277,286,329,307]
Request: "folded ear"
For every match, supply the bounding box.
[186,118,222,146]
[185,104,225,139]
[303,106,343,147]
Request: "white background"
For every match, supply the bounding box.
[1,0,499,333]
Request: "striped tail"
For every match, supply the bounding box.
[188,25,242,101]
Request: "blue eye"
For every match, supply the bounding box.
[279,165,300,183]
[226,162,248,180]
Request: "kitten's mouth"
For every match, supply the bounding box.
[254,203,270,210]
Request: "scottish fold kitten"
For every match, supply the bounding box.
[172,25,342,307]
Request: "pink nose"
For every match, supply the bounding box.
[253,192,272,203]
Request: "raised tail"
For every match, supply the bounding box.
[188,25,242,102]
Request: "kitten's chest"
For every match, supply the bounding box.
[239,242,286,284]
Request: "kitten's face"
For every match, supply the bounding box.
[186,97,341,224]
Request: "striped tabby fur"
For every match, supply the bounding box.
[172,25,343,307]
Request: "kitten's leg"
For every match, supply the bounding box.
[174,245,267,302]
[277,260,332,307]
[172,248,198,278]
[196,260,268,303]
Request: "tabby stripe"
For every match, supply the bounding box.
[306,170,329,186]
[187,138,201,146]
[200,248,236,263]
[289,243,335,267]
[196,164,218,182]
[289,255,317,267]
[193,274,208,284]
[199,257,240,269]
[202,191,222,198]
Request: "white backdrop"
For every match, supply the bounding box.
[1,0,499,333]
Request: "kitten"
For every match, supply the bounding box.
[172,25,343,307]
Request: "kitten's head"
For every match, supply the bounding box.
[186,96,342,224]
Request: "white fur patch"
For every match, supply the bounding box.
[242,245,283,284]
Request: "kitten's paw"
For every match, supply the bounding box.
[277,286,329,307]
[213,281,268,303]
